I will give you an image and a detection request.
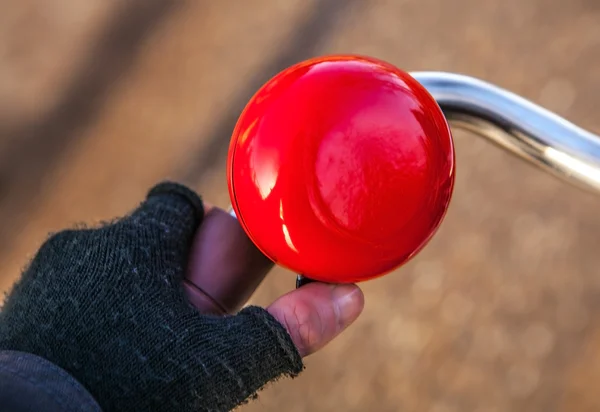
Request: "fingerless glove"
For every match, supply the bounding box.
[0,182,303,412]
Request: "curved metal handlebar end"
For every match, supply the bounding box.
[411,71,600,195]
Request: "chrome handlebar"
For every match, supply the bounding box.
[411,72,600,194]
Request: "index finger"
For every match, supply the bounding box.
[184,206,274,315]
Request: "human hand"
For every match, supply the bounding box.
[0,182,364,412]
[184,199,364,358]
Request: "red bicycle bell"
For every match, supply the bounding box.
[227,55,455,283]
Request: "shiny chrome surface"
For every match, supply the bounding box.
[411,71,600,194]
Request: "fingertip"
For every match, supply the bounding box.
[203,201,214,215]
[124,181,204,246]
[146,181,205,224]
[331,283,364,329]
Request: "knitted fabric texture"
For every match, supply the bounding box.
[0,182,304,412]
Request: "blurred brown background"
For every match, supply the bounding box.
[1,0,600,410]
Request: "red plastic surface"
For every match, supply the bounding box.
[227,55,455,283]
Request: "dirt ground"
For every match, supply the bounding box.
[1,0,600,410]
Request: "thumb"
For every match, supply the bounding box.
[266,282,364,357]
[153,285,363,410]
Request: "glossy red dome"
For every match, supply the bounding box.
[227,55,455,283]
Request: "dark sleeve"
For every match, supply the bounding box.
[0,351,102,412]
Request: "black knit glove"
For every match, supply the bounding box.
[0,182,303,412]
